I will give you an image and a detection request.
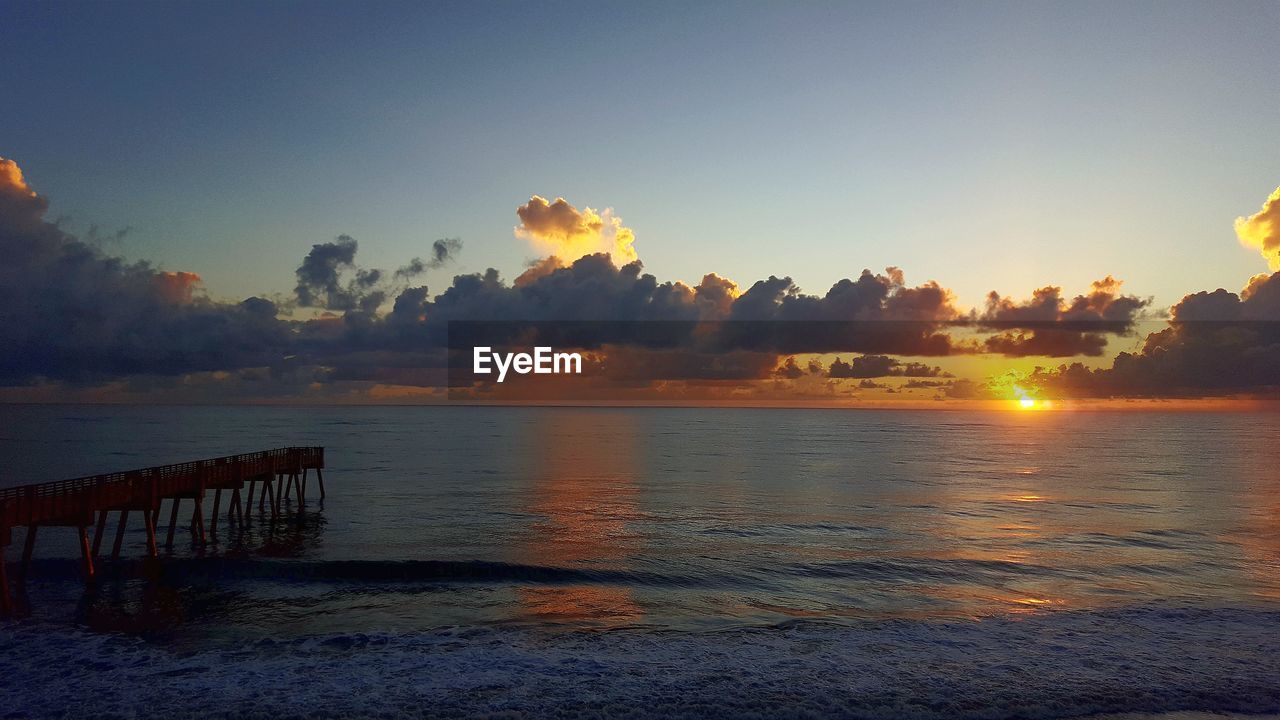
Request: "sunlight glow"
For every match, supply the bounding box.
[1011,384,1052,411]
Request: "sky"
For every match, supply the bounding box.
[2,1,1279,406]
[3,0,1279,312]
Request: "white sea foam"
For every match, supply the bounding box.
[3,606,1278,719]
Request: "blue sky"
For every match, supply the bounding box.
[3,0,1278,310]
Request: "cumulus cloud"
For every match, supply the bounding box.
[296,235,462,313]
[153,271,203,304]
[1235,186,1280,271]
[978,277,1150,357]
[1031,271,1280,397]
[0,157,288,384]
[5,156,1277,402]
[826,355,945,379]
[515,196,638,264]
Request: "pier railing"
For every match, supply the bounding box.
[0,447,323,529]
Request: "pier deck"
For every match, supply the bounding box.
[0,446,325,614]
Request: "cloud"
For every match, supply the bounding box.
[0,157,289,384]
[774,357,807,379]
[978,277,1150,357]
[515,196,638,264]
[6,157,1276,402]
[1235,186,1280,271]
[153,271,203,304]
[296,235,462,313]
[826,355,945,379]
[1030,271,1280,397]
[393,238,463,280]
[981,276,1149,325]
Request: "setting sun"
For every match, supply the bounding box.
[1011,385,1051,411]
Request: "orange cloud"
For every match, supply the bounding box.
[0,158,37,198]
[515,195,638,264]
[153,270,202,304]
[1235,186,1280,271]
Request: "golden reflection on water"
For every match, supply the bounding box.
[516,410,644,625]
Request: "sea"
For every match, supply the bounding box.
[1,404,1278,718]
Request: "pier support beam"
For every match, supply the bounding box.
[91,509,108,559]
[245,479,257,518]
[166,498,181,549]
[78,525,95,582]
[229,488,242,525]
[144,509,158,558]
[317,468,326,500]
[191,497,206,545]
[210,489,222,537]
[111,511,129,559]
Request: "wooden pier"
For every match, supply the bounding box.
[0,446,325,615]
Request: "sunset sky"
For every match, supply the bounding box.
[2,1,1279,406]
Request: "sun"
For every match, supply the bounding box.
[1011,384,1052,411]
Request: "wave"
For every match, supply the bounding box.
[17,555,1083,591]
[2,606,1279,718]
[16,557,725,588]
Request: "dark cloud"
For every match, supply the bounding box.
[393,238,463,281]
[983,329,1110,357]
[294,235,389,313]
[5,157,1277,401]
[1031,272,1280,397]
[0,157,289,384]
[826,355,945,379]
[774,357,806,379]
[978,276,1151,357]
[294,234,359,309]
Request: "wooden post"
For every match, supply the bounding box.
[210,489,222,537]
[165,498,181,549]
[229,488,242,524]
[317,468,326,500]
[91,509,108,559]
[296,471,305,508]
[259,476,270,512]
[19,525,37,581]
[282,472,292,500]
[144,508,158,558]
[191,496,206,545]
[272,475,283,518]
[245,479,257,516]
[111,510,129,559]
[78,525,95,582]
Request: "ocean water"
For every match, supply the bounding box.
[1,404,1278,718]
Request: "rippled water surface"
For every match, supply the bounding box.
[2,405,1279,717]
[3,404,1278,632]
